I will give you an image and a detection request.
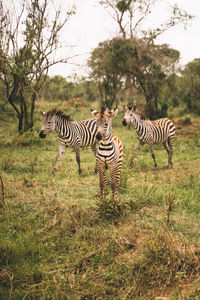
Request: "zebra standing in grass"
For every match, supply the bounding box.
[91,107,123,201]
[122,105,176,168]
[39,109,97,175]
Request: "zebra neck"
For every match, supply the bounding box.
[101,133,112,144]
[55,116,70,136]
[133,119,145,133]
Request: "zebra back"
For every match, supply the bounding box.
[57,117,97,148]
[40,109,97,148]
[122,106,175,145]
[149,118,176,144]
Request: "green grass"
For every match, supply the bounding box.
[0,101,200,299]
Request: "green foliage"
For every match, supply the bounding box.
[74,102,80,109]
[89,37,180,116]
[89,38,125,108]
[116,0,131,12]
[39,75,99,103]
[178,58,200,115]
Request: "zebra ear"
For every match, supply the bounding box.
[91,109,100,118]
[113,107,119,117]
[108,107,119,118]
[133,104,137,111]
[123,105,128,111]
[40,111,46,117]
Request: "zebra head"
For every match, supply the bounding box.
[91,107,119,141]
[39,110,56,138]
[122,104,138,126]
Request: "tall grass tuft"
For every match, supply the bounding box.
[132,229,200,295]
[96,197,136,221]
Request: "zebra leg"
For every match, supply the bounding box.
[149,144,158,168]
[75,148,82,175]
[52,144,66,176]
[109,163,121,202]
[130,140,144,166]
[168,137,174,168]
[163,142,170,167]
[97,161,108,200]
[91,144,98,174]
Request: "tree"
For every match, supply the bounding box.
[100,0,193,41]
[39,76,73,102]
[0,0,75,133]
[97,0,193,116]
[178,59,200,114]
[89,37,180,117]
[88,39,125,108]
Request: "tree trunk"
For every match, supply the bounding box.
[128,75,135,102]
[30,91,37,128]
[18,113,23,133]
[145,97,156,120]
[98,83,104,108]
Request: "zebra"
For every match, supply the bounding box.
[39,109,97,175]
[91,107,123,201]
[122,105,176,168]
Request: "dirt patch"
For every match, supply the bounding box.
[174,116,192,128]
[174,117,200,139]
[63,98,88,108]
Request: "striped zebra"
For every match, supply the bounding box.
[122,105,176,168]
[39,109,97,175]
[91,107,123,201]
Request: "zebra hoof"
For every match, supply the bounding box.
[52,169,56,176]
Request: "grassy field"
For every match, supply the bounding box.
[0,100,200,299]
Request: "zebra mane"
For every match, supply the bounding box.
[100,106,107,116]
[46,109,70,120]
[137,111,146,120]
[127,105,146,120]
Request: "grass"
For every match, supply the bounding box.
[0,101,200,299]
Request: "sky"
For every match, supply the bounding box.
[49,0,200,78]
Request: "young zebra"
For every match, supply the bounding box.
[91,107,123,201]
[122,105,176,168]
[39,109,97,175]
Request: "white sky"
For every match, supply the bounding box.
[49,0,200,78]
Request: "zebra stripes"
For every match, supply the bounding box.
[39,105,176,202]
[91,107,123,201]
[39,109,97,175]
[122,105,176,168]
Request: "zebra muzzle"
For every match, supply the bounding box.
[122,120,127,126]
[39,131,46,138]
[96,132,102,141]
